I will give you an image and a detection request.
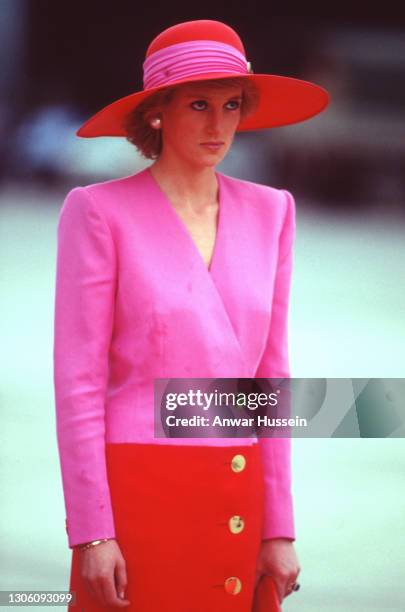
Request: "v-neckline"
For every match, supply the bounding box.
[145,166,223,275]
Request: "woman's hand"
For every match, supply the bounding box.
[254,538,300,603]
[79,539,130,607]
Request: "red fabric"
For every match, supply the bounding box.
[253,575,281,611]
[146,19,246,57]
[68,442,279,611]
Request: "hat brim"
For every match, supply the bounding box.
[76,72,330,137]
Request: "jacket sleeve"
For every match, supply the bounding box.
[254,189,296,542]
[53,186,117,549]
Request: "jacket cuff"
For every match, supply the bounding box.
[64,516,116,550]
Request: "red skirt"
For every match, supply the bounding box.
[68,442,272,611]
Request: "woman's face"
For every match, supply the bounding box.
[157,82,243,169]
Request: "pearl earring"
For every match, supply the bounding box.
[150,117,161,129]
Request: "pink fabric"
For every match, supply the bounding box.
[143,40,248,89]
[53,167,296,548]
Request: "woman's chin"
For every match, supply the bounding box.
[198,151,226,167]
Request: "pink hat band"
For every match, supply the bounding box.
[142,40,249,90]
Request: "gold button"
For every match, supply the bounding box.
[224,576,242,595]
[229,515,245,534]
[231,454,246,472]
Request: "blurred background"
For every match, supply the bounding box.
[1,4,404,611]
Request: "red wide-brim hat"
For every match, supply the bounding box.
[77,19,330,138]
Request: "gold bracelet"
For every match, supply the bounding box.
[77,538,112,551]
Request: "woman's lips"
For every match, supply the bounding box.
[200,142,224,151]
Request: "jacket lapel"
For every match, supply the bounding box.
[141,167,269,375]
[209,172,273,374]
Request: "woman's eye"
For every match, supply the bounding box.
[191,100,207,111]
[190,100,241,111]
[226,100,241,110]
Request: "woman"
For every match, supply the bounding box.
[53,19,329,611]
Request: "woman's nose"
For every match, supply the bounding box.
[205,109,223,133]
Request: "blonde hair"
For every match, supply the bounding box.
[124,77,260,160]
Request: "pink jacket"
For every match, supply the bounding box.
[53,167,296,548]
